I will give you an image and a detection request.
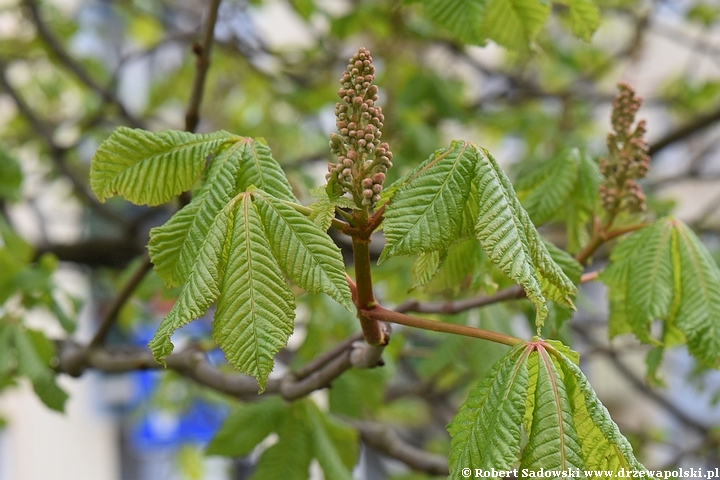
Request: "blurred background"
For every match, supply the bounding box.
[1,0,720,479]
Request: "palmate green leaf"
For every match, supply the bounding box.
[516,150,580,226]
[381,141,479,262]
[520,348,584,473]
[90,127,232,205]
[569,0,601,41]
[447,344,529,478]
[14,328,68,412]
[602,218,720,365]
[252,190,353,311]
[213,194,295,390]
[383,141,576,326]
[450,341,654,478]
[149,138,295,288]
[150,183,351,388]
[482,0,551,50]
[148,192,295,390]
[206,397,285,456]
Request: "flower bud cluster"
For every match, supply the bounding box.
[599,83,650,213]
[326,48,393,208]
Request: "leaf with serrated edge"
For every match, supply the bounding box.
[149,141,243,287]
[473,147,549,323]
[555,348,656,477]
[447,344,529,476]
[542,238,582,285]
[516,150,580,225]
[148,196,237,362]
[90,127,232,205]
[237,138,296,202]
[308,197,336,232]
[626,220,674,343]
[520,347,585,472]
[214,194,295,391]
[252,189,353,312]
[674,221,720,365]
[149,138,295,287]
[412,250,443,289]
[381,141,478,262]
[206,397,285,456]
[482,147,576,306]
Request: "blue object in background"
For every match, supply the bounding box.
[127,320,228,451]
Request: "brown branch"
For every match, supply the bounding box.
[184,0,222,132]
[57,335,385,401]
[22,0,143,128]
[363,305,524,347]
[396,285,526,315]
[347,420,449,476]
[394,269,603,319]
[649,105,720,156]
[89,255,154,347]
[292,332,363,380]
[35,238,144,268]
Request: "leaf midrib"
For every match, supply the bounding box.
[255,191,343,296]
[539,347,568,471]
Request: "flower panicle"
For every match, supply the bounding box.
[327,48,393,209]
[599,83,650,213]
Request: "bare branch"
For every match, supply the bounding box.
[649,106,720,157]
[57,333,387,401]
[89,255,154,347]
[347,420,449,476]
[35,238,145,268]
[396,285,526,315]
